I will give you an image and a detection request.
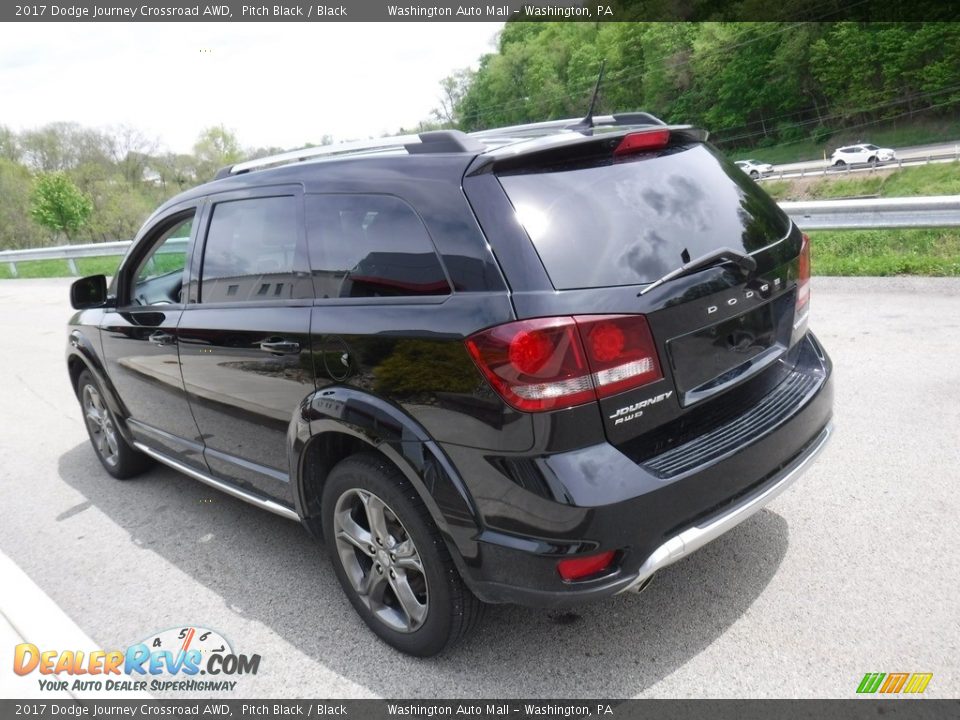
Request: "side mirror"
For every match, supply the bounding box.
[70,274,108,309]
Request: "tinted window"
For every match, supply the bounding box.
[200,196,299,303]
[497,143,791,290]
[129,213,193,306]
[306,194,450,298]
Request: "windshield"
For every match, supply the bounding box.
[497,143,790,290]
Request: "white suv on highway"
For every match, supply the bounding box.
[830,143,896,166]
[735,159,774,178]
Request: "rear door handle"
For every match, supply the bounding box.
[149,330,176,347]
[259,340,301,355]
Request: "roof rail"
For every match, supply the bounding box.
[469,112,666,140]
[215,130,485,179]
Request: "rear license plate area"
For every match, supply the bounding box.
[667,293,794,406]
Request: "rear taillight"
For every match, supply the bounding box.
[557,550,618,582]
[613,129,670,157]
[465,315,662,412]
[580,315,662,398]
[796,233,811,319]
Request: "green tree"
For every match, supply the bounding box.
[0,159,44,249]
[20,122,112,172]
[193,125,243,181]
[29,172,93,241]
[0,125,19,162]
[431,68,475,126]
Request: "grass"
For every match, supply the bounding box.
[0,255,122,280]
[810,228,960,276]
[729,117,960,166]
[763,161,960,201]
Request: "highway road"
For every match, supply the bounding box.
[764,140,960,176]
[1,277,958,698]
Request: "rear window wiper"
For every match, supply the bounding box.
[638,247,757,296]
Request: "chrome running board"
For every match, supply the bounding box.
[133,442,300,522]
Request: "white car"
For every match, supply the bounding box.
[831,143,896,166]
[735,159,774,178]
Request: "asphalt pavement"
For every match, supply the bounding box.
[0,277,958,698]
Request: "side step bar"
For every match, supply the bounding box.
[133,442,300,522]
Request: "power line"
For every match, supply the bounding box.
[456,0,871,126]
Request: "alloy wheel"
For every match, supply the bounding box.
[332,488,429,633]
[82,384,119,467]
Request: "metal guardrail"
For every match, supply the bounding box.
[1,198,959,276]
[780,195,960,230]
[0,238,186,277]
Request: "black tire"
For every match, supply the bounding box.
[321,452,484,657]
[76,369,152,480]
[868,156,878,167]
[749,170,759,179]
[834,159,846,167]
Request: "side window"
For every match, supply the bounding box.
[306,194,451,298]
[129,213,193,306]
[200,196,300,303]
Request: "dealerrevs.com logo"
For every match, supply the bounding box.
[13,625,260,693]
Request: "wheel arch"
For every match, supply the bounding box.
[288,386,482,572]
[67,330,135,444]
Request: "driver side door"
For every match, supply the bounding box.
[100,202,208,472]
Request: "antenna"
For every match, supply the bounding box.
[568,60,606,132]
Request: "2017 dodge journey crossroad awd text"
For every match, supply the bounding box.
[66,113,833,656]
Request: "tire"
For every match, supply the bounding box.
[76,369,152,479]
[749,170,759,179]
[321,452,484,657]
[868,156,878,167]
[834,159,846,167]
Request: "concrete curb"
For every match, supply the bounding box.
[0,550,150,700]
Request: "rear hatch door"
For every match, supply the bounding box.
[490,130,807,447]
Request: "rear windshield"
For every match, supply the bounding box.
[497,143,790,290]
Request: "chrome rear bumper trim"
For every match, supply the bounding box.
[618,422,833,593]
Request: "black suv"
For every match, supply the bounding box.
[66,115,833,657]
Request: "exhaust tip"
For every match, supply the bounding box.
[630,574,655,595]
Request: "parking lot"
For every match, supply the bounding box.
[1,276,958,698]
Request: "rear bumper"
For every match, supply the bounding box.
[618,421,832,594]
[453,332,833,607]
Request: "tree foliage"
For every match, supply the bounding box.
[29,172,93,240]
[193,125,243,181]
[447,21,960,150]
[3,22,959,252]
[0,124,319,249]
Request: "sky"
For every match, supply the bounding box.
[0,23,503,153]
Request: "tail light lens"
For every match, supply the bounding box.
[557,550,618,582]
[796,233,811,319]
[580,315,661,398]
[465,315,662,412]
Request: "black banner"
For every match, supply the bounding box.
[1,700,958,720]
[2,0,957,22]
